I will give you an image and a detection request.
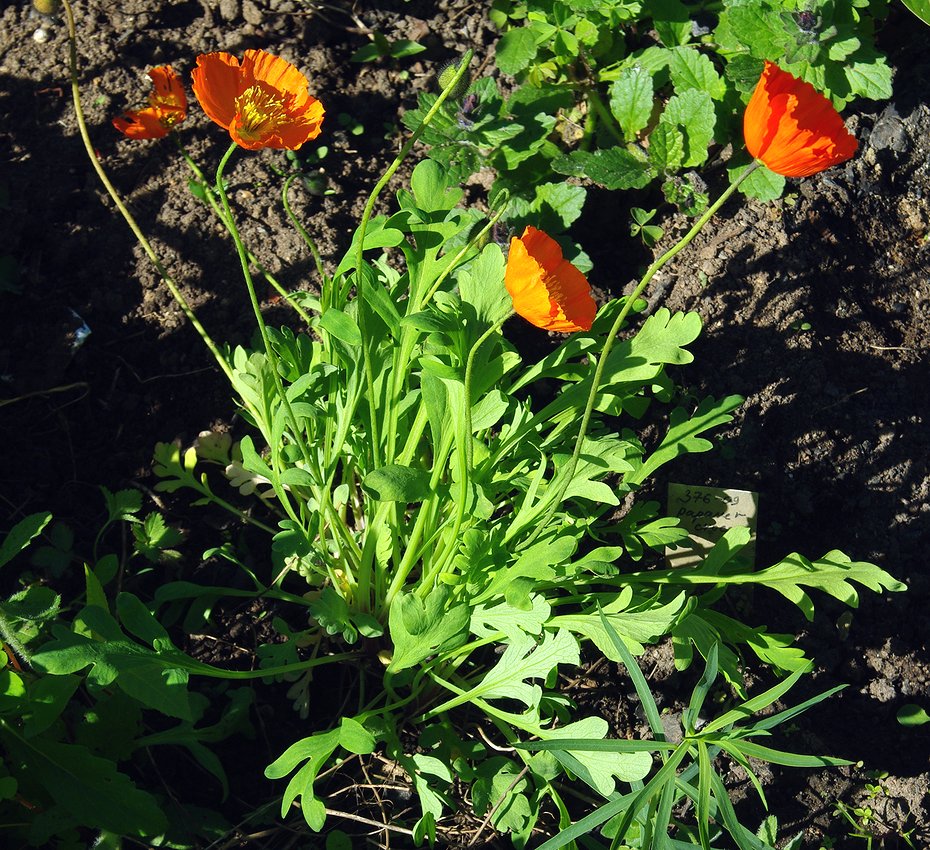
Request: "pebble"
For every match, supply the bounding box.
[33,27,50,43]
[242,0,263,25]
[218,0,240,22]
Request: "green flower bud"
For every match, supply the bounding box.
[437,57,471,100]
[34,0,62,14]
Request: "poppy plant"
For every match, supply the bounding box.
[113,65,187,139]
[744,60,857,178]
[505,226,597,333]
[191,50,324,150]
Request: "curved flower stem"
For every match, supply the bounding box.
[353,51,474,276]
[176,139,314,326]
[60,0,233,385]
[282,173,331,309]
[415,193,511,312]
[518,161,761,550]
[214,143,361,574]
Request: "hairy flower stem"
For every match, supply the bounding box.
[214,143,361,575]
[519,161,761,550]
[60,0,233,385]
[176,139,314,325]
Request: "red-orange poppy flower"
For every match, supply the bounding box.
[113,66,187,140]
[505,226,596,333]
[191,50,324,150]
[744,61,857,178]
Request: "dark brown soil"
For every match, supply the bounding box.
[1,0,927,847]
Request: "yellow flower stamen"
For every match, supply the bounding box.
[234,84,286,141]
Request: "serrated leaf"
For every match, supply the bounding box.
[651,0,692,47]
[648,122,685,172]
[662,89,716,167]
[844,55,892,100]
[668,46,726,99]
[495,27,538,76]
[553,147,653,190]
[609,67,654,140]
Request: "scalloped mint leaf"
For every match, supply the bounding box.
[729,162,786,202]
[649,122,685,173]
[650,0,692,46]
[496,27,538,76]
[552,147,654,190]
[533,181,587,230]
[387,586,469,673]
[609,66,655,140]
[661,89,716,167]
[538,716,652,795]
[668,46,726,99]
[844,53,893,100]
[717,5,789,58]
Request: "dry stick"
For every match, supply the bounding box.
[60,0,234,386]
[466,765,531,847]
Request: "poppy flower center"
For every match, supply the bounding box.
[234,84,287,140]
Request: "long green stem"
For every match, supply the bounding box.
[176,141,315,326]
[351,51,473,468]
[517,162,761,549]
[414,310,513,595]
[61,0,233,385]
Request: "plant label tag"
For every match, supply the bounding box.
[665,483,759,569]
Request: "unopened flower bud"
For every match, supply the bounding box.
[33,0,62,14]
[437,57,471,100]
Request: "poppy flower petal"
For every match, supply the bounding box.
[505,226,596,333]
[744,61,857,178]
[192,52,243,130]
[192,49,324,151]
[113,108,170,139]
[148,66,187,114]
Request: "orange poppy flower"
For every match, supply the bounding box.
[505,226,596,333]
[191,50,324,150]
[113,65,187,140]
[743,61,857,178]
